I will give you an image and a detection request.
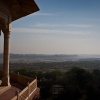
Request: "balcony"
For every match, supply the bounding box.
[0,70,40,100]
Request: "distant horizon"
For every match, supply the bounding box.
[1,53,100,55]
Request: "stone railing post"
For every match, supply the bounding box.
[18,72,19,75]
[28,82,30,98]
[16,90,20,100]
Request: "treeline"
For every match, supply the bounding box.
[14,67,100,100]
[9,60,100,73]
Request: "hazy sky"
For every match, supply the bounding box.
[1,0,100,54]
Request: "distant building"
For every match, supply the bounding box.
[52,84,64,98]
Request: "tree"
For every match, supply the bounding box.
[93,69,100,85]
[66,67,94,90]
[60,67,94,100]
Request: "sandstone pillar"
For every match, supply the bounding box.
[2,24,11,86]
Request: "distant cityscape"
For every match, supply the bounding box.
[1,53,100,64]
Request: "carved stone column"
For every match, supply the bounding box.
[2,24,11,86]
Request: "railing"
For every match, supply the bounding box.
[10,73,33,85]
[0,70,34,85]
[0,70,39,100]
[11,79,37,100]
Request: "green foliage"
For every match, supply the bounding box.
[93,69,100,85]
[36,71,44,80]
[13,66,100,100]
[14,68,28,75]
[50,70,62,76]
[66,67,94,89]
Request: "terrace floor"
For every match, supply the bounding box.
[0,81,40,100]
[0,81,25,100]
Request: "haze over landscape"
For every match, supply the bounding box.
[1,0,100,54]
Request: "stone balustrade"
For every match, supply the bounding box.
[11,79,38,100]
[0,70,40,100]
[0,70,34,85]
